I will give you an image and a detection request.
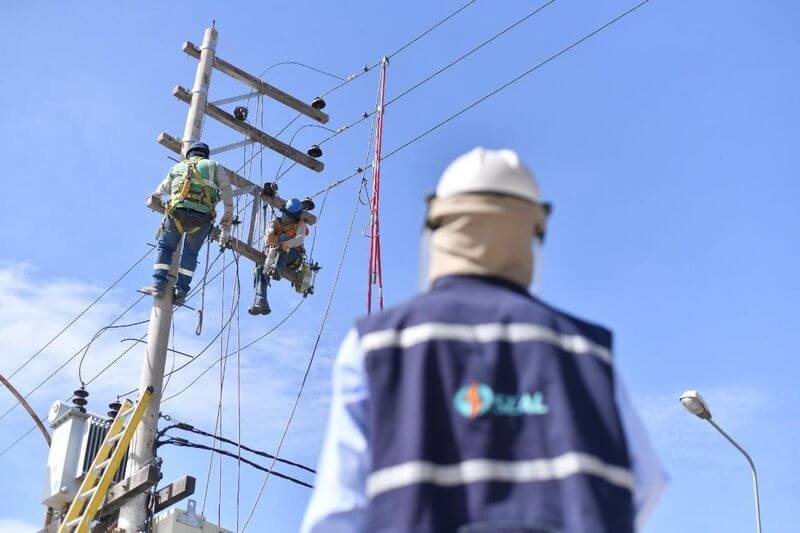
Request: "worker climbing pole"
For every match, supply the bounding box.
[367,57,389,314]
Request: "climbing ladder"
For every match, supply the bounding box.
[58,387,154,533]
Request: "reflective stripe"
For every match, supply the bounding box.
[153,263,171,271]
[366,451,634,499]
[360,322,612,364]
[178,268,194,277]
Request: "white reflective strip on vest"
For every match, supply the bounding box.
[366,451,634,499]
[154,263,171,271]
[360,322,612,364]
[178,268,194,277]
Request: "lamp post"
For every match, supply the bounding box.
[679,390,763,533]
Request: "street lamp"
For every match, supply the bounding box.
[679,390,763,533]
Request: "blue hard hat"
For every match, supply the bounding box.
[285,198,303,216]
[186,141,210,158]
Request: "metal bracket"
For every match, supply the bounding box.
[177,499,205,528]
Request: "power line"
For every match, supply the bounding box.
[312,0,655,198]
[158,417,315,473]
[320,0,480,98]
[157,437,312,489]
[0,294,148,424]
[0,251,234,427]
[241,173,368,531]
[0,252,244,455]
[317,0,558,147]
[220,0,479,185]
[77,319,150,383]
[160,299,305,403]
[5,247,152,380]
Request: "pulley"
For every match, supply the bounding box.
[234,106,249,121]
[311,97,326,110]
[72,386,89,413]
[301,197,315,211]
[307,144,323,158]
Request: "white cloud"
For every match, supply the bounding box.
[0,518,37,533]
[0,262,338,528]
[0,262,336,462]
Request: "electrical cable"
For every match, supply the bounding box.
[160,298,305,403]
[0,294,148,423]
[5,247,152,379]
[320,0,480,98]
[0,250,234,429]
[310,0,655,199]
[316,0,557,148]
[158,417,315,473]
[220,0,479,186]
[157,437,312,489]
[77,319,150,384]
[241,175,367,531]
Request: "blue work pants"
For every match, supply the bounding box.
[152,208,213,294]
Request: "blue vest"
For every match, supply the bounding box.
[355,275,634,533]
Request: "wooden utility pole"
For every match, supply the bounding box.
[117,22,218,533]
[116,21,327,531]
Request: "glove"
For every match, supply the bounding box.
[278,234,291,243]
[146,194,163,208]
[260,182,278,201]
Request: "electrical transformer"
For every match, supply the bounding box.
[152,499,232,533]
[41,400,127,509]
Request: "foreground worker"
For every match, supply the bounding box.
[142,141,233,305]
[302,148,665,532]
[249,191,316,315]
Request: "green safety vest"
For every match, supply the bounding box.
[168,156,222,215]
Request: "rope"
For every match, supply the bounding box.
[367,59,389,314]
[241,176,367,531]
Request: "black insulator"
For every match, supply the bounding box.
[234,106,249,121]
[301,197,315,211]
[311,97,326,110]
[231,216,242,226]
[307,144,323,158]
[72,386,89,413]
[107,400,122,419]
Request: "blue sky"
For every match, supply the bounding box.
[1,0,799,531]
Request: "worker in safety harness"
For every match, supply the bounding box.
[249,184,317,315]
[141,141,233,305]
[302,148,666,533]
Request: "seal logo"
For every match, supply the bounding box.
[454,382,494,418]
[454,382,549,418]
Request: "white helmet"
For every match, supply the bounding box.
[436,147,541,203]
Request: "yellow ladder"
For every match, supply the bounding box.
[59,387,154,533]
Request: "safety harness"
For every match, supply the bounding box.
[157,159,220,238]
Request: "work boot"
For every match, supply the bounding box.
[248,300,271,316]
[140,284,166,298]
[173,289,188,306]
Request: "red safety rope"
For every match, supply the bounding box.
[368,58,389,314]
